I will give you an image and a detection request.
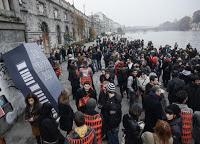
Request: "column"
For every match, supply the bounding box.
[0,0,5,9]
[0,0,4,9]
[2,0,10,11]
[11,0,21,17]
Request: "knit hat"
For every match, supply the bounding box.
[106,83,115,92]
[86,98,96,110]
[165,104,181,116]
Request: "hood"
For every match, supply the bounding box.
[174,103,193,113]
[75,125,88,138]
[181,70,191,76]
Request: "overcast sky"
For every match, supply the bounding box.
[66,0,200,26]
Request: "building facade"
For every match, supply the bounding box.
[0,0,94,55]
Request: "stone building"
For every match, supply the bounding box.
[0,0,26,54]
[0,0,94,55]
[18,0,92,54]
[0,0,94,134]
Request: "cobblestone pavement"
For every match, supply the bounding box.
[4,41,130,144]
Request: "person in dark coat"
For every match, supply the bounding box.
[143,86,165,132]
[103,51,110,68]
[58,90,74,136]
[193,111,200,144]
[25,93,42,144]
[116,62,128,98]
[39,103,64,144]
[68,63,80,100]
[162,57,172,87]
[61,47,66,62]
[123,103,143,144]
[75,82,97,113]
[55,50,61,64]
[145,75,158,96]
[165,104,182,144]
[167,70,185,104]
[127,69,139,104]
[102,83,122,144]
[96,49,102,71]
[184,74,200,112]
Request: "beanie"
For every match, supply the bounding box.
[106,83,115,92]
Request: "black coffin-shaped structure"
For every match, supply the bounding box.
[3,43,63,113]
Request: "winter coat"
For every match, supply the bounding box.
[123,114,142,144]
[143,92,165,132]
[102,94,122,130]
[184,84,200,112]
[58,103,74,133]
[98,90,108,108]
[193,111,200,144]
[127,76,138,93]
[96,51,102,61]
[144,83,153,96]
[39,117,64,144]
[167,77,185,104]
[25,103,42,136]
[76,88,97,113]
[168,117,182,144]
[162,61,172,80]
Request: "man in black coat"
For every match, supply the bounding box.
[102,83,122,144]
[96,49,102,71]
[184,74,200,112]
[145,75,158,96]
[167,70,185,104]
[143,86,165,132]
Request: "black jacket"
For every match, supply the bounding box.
[102,94,122,130]
[76,88,97,113]
[193,111,200,144]
[167,77,185,104]
[123,114,142,144]
[143,91,165,132]
[58,103,74,132]
[185,84,200,112]
[39,117,64,143]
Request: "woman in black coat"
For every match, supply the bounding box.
[165,104,182,144]
[25,93,41,144]
[39,103,64,144]
[123,104,143,144]
[58,90,74,135]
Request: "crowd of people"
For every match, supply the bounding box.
[5,36,200,144]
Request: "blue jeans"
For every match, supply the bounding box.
[107,127,119,144]
[92,59,98,72]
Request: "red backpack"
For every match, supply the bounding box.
[181,111,193,144]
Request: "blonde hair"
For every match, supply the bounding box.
[58,90,69,104]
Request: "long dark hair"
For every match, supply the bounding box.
[25,93,39,107]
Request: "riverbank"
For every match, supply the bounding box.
[126,31,200,50]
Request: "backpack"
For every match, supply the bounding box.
[181,110,193,144]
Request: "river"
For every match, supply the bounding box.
[125,31,200,50]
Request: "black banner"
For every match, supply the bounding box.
[3,43,63,112]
